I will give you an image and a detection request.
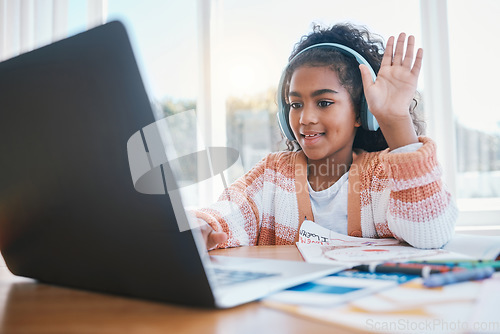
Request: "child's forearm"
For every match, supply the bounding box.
[377,112,419,151]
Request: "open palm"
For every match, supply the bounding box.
[360,33,423,124]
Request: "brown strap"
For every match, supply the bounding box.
[294,151,314,241]
[347,151,363,237]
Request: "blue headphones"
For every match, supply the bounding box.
[276,43,380,141]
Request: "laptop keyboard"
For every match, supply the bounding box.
[213,268,279,286]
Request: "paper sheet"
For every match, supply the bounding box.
[297,220,450,266]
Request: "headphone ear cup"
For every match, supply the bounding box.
[276,69,296,141]
[276,106,295,141]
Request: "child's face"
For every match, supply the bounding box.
[288,65,361,163]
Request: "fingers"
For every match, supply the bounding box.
[380,36,394,68]
[411,48,424,77]
[392,33,406,66]
[207,231,228,250]
[199,221,228,250]
[402,35,415,68]
[383,33,423,72]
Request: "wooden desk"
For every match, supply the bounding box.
[0,246,352,334]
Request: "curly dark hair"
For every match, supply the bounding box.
[282,23,425,152]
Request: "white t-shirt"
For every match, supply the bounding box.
[308,171,349,234]
[308,142,423,233]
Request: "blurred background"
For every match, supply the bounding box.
[1,0,498,230]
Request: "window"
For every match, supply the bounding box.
[448,1,500,199]
[447,0,500,229]
[107,0,198,102]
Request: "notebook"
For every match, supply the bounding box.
[0,21,341,308]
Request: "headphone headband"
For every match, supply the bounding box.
[276,42,379,141]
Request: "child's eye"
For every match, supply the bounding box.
[289,102,302,109]
[318,100,333,108]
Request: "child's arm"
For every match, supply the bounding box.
[359,33,422,150]
[191,155,270,249]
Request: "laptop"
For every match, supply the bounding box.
[0,21,342,308]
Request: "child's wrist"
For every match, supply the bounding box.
[372,107,411,124]
[377,115,418,151]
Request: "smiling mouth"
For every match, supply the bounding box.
[300,133,325,145]
[302,133,324,138]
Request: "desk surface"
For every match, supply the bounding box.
[0,246,352,334]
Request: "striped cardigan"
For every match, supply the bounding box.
[194,137,457,249]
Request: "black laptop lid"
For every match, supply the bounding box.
[0,21,215,307]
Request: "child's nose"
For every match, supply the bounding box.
[299,105,318,124]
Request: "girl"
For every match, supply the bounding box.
[195,23,457,250]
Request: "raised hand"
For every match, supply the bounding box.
[359,33,422,149]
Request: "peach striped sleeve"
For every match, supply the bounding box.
[378,137,457,248]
